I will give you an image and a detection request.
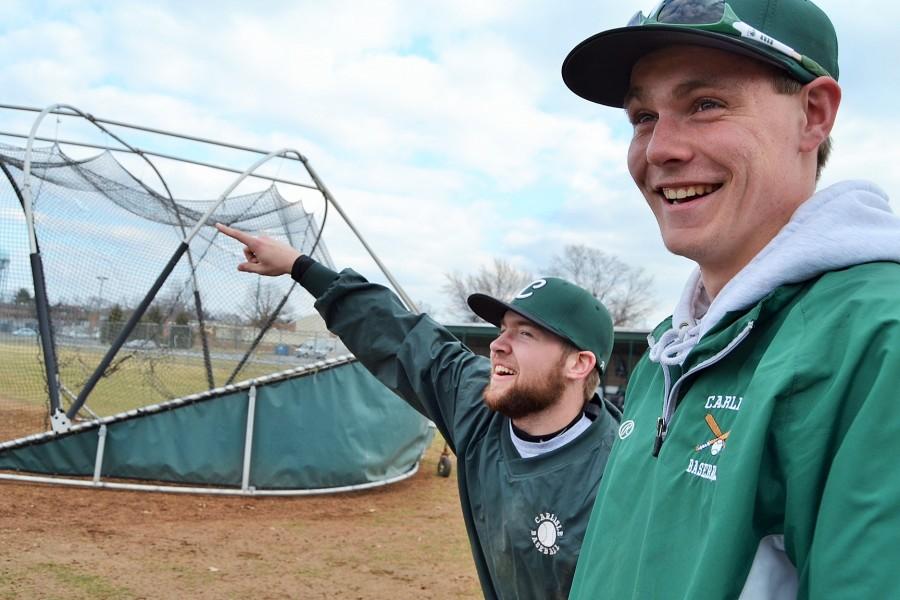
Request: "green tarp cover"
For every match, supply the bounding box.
[0,361,433,490]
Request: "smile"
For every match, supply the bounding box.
[659,184,721,205]
[493,365,517,376]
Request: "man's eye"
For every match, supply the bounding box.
[630,112,655,125]
[520,330,534,338]
[696,98,722,112]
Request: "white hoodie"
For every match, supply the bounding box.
[649,180,900,367]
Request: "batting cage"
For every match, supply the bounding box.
[0,103,433,494]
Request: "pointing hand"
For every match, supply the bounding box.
[215,223,302,277]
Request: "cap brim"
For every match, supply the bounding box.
[466,293,511,328]
[562,25,811,107]
[467,293,572,346]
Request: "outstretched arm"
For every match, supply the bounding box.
[215,223,300,277]
[216,221,491,453]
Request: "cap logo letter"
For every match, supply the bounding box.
[516,279,547,299]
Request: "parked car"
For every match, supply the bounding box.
[124,338,159,350]
[12,327,37,337]
[295,339,335,360]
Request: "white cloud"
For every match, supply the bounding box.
[0,0,896,328]
[825,110,900,210]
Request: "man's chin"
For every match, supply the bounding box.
[483,398,532,420]
[483,390,513,417]
[482,383,556,420]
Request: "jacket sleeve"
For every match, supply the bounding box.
[791,313,900,598]
[297,261,492,455]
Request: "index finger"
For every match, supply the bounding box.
[216,223,255,245]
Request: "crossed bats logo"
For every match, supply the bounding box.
[695,413,730,456]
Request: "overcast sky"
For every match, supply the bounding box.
[1,0,897,326]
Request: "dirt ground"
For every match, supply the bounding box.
[0,437,480,600]
[0,402,48,441]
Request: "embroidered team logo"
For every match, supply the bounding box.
[618,419,635,440]
[515,279,547,299]
[686,411,736,482]
[695,413,730,456]
[530,512,564,556]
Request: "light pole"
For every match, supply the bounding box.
[96,275,108,308]
[95,275,109,337]
[0,251,9,304]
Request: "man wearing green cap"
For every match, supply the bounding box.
[561,0,900,598]
[215,223,619,599]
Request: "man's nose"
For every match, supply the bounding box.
[645,115,693,166]
[490,331,511,355]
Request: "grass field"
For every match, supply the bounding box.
[0,339,298,426]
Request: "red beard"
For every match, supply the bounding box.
[482,365,566,419]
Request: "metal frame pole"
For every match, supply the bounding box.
[241,385,258,492]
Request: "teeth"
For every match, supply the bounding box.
[662,185,716,202]
[493,365,516,376]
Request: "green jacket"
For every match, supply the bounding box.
[298,262,619,600]
[570,261,900,599]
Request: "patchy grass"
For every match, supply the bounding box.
[0,562,134,600]
[0,340,288,420]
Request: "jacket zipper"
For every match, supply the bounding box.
[652,321,755,457]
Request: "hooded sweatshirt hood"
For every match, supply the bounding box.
[650,180,900,366]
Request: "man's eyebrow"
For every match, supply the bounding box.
[500,313,542,334]
[624,76,731,108]
[672,77,729,97]
[502,313,530,328]
[623,86,643,108]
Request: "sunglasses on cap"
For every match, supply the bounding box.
[627,0,831,78]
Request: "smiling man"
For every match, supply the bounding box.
[561,0,900,598]
[215,223,618,600]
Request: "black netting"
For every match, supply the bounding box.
[0,143,343,437]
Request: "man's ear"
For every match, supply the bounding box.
[799,77,841,153]
[566,351,597,381]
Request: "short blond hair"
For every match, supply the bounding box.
[563,342,602,403]
[583,368,600,404]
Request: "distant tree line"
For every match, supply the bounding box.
[443,244,654,327]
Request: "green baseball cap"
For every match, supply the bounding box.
[562,0,839,107]
[467,277,614,373]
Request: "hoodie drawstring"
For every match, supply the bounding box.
[648,322,700,367]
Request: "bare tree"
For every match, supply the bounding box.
[548,244,654,327]
[158,281,213,328]
[241,279,294,328]
[157,282,191,322]
[443,258,533,322]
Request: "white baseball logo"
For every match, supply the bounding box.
[536,520,557,547]
[531,513,564,555]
